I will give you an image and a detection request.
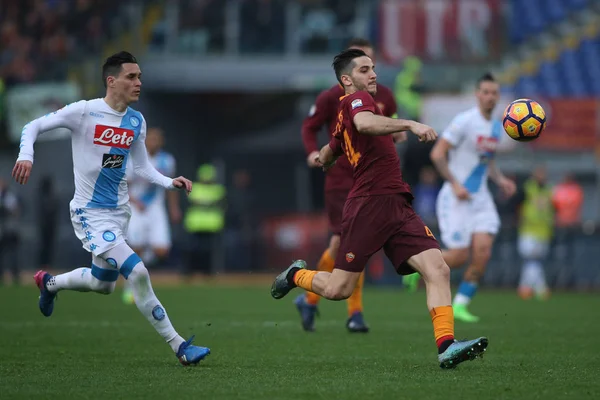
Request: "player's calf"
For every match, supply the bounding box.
[322,282,353,300]
[321,269,361,300]
[90,279,116,295]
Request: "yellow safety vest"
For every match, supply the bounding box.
[394,64,422,120]
[519,180,554,241]
[184,182,226,233]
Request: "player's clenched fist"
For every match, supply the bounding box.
[173,176,192,194]
[12,160,33,185]
[306,151,321,168]
[409,121,438,143]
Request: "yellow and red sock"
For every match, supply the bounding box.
[306,249,335,305]
[293,269,318,292]
[347,271,365,316]
[430,305,455,353]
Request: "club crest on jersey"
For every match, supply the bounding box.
[351,99,363,109]
[345,252,355,263]
[377,102,385,112]
[94,125,135,149]
[102,231,116,242]
[129,116,140,127]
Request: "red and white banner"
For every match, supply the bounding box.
[378,0,503,64]
[422,95,599,152]
[531,99,600,151]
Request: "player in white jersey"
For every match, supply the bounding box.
[123,127,181,304]
[12,51,210,366]
[430,73,516,323]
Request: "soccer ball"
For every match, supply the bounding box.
[502,99,546,141]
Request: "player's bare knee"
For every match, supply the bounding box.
[153,248,169,260]
[444,248,469,268]
[429,260,450,283]
[420,260,450,284]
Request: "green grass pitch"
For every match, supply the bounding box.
[0,284,598,399]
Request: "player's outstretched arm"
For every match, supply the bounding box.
[353,112,437,142]
[13,100,85,185]
[129,119,177,190]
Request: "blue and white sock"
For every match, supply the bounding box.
[453,281,478,306]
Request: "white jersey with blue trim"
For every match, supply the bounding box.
[441,106,505,196]
[128,151,176,209]
[17,98,174,209]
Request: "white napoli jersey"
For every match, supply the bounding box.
[17,98,173,209]
[441,107,506,195]
[128,151,175,209]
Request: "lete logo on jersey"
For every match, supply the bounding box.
[476,136,498,157]
[94,125,135,149]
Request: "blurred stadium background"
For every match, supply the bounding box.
[1,0,599,291]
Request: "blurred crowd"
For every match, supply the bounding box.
[0,0,118,87]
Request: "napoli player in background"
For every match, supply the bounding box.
[123,127,181,305]
[430,73,516,323]
[12,51,210,366]
[271,49,488,368]
[298,37,406,333]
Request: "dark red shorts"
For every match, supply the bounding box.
[335,193,440,275]
[325,189,350,235]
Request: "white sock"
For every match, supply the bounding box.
[519,261,538,289]
[143,249,157,265]
[453,281,478,306]
[128,263,185,353]
[453,293,470,306]
[124,279,133,293]
[530,262,548,294]
[47,267,115,294]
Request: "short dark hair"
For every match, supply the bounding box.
[102,51,138,88]
[332,49,368,86]
[477,72,496,88]
[346,38,373,49]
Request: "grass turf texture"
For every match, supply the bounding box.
[0,285,598,400]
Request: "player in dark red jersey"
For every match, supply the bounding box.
[272,49,488,368]
[297,38,405,333]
